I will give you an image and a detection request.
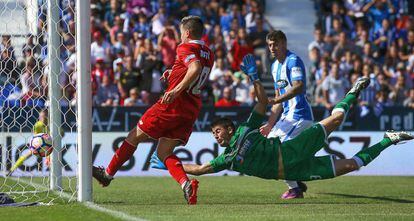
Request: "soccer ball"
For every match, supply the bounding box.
[29,133,53,157]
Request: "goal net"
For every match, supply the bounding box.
[0,0,81,204]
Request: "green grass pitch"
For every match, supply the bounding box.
[1,176,414,221]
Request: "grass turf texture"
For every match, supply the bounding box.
[1,176,414,221]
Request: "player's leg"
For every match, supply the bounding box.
[335,131,413,176]
[93,127,149,187]
[105,127,149,176]
[157,138,199,205]
[286,131,414,181]
[273,119,311,199]
[320,76,370,135]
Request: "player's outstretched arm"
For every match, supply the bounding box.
[182,163,215,176]
[150,150,216,175]
[161,61,202,104]
[240,54,268,115]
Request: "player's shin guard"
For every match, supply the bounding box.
[106,140,137,176]
[332,94,356,116]
[164,154,189,186]
[352,138,393,167]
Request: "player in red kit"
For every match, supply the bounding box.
[92,15,214,205]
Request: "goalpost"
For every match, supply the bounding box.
[0,0,92,203]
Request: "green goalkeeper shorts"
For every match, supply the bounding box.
[280,123,336,181]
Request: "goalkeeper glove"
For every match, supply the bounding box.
[240,54,259,82]
[150,151,167,170]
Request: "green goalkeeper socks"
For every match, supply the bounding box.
[353,138,393,166]
[332,93,357,115]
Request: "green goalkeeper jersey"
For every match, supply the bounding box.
[210,111,281,179]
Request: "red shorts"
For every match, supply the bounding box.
[137,100,200,144]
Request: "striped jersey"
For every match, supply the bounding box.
[271,50,313,121]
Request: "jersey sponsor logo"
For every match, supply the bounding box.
[184,54,196,63]
[200,50,210,59]
[291,67,302,78]
[275,79,288,89]
[139,120,143,125]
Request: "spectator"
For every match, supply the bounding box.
[104,0,120,34]
[151,3,168,36]
[220,4,245,35]
[322,62,350,109]
[362,0,395,34]
[245,0,261,33]
[20,57,46,106]
[374,88,393,116]
[113,32,133,56]
[360,64,380,106]
[373,18,396,57]
[344,0,365,19]
[133,13,151,39]
[383,45,400,79]
[250,17,272,74]
[399,29,414,61]
[91,31,111,64]
[22,35,40,59]
[244,86,257,106]
[95,75,119,106]
[0,48,19,84]
[209,58,227,86]
[332,31,355,61]
[157,25,179,68]
[123,88,144,106]
[91,57,112,88]
[403,88,414,108]
[215,86,240,107]
[232,71,251,104]
[325,2,354,35]
[339,50,353,76]
[136,38,162,92]
[109,15,124,45]
[389,75,408,105]
[228,28,254,71]
[1,35,15,60]
[308,27,330,56]
[117,56,141,100]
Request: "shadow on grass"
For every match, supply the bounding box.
[320,192,414,203]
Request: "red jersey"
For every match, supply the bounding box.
[165,40,215,113]
[138,40,214,144]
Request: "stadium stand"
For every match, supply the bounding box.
[0,0,271,108]
[309,0,414,112]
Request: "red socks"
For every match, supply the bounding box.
[106,140,137,176]
[164,155,189,186]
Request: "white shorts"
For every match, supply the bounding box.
[268,117,314,142]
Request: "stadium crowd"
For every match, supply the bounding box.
[0,0,414,110]
[0,0,270,108]
[309,0,414,111]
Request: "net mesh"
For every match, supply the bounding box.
[0,0,78,204]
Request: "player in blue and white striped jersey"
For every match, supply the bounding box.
[260,30,314,199]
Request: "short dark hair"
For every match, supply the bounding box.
[180,15,204,39]
[266,30,287,43]
[211,118,236,132]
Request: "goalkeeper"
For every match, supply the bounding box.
[151,54,413,183]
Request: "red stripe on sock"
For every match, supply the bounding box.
[106,140,137,176]
[164,154,189,185]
